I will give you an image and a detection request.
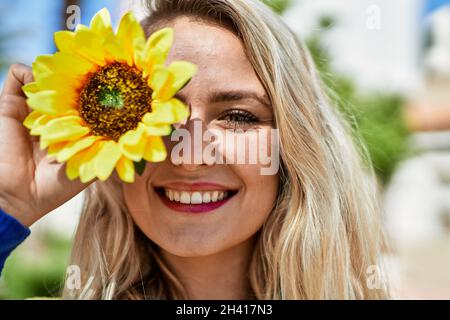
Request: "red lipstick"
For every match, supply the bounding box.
[158,194,232,213]
[155,182,236,214]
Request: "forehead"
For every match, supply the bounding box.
[157,17,265,94]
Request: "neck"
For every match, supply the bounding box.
[160,237,255,300]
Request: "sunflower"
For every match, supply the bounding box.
[22,8,197,183]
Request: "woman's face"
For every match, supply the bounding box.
[123,17,279,257]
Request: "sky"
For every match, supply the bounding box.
[0,0,121,84]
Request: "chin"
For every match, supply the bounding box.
[155,234,229,257]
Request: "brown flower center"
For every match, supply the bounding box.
[79,62,152,141]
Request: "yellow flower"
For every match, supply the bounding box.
[22,8,197,183]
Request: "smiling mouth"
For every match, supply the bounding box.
[155,187,238,213]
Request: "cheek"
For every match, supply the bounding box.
[122,163,159,232]
[230,164,279,221]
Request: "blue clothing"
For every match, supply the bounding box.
[0,208,30,276]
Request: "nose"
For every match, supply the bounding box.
[168,117,211,171]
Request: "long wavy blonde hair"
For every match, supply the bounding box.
[62,0,388,299]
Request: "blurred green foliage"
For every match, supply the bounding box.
[0,6,10,71]
[0,232,71,299]
[262,0,292,14]
[306,16,410,184]
[350,95,409,184]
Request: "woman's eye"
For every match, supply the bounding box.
[218,109,259,128]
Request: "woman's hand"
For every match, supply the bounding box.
[0,64,90,227]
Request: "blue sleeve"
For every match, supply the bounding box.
[0,208,31,277]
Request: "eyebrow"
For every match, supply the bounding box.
[175,90,272,108]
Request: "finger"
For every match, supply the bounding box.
[1,63,34,96]
[0,94,30,122]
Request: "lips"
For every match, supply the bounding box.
[164,189,228,204]
[154,183,237,213]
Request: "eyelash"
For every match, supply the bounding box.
[218,109,259,127]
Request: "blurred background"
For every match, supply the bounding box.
[0,0,449,299]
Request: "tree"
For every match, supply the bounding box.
[262,0,292,14]
[0,4,12,72]
[306,16,410,184]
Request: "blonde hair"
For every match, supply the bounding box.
[62,0,389,299]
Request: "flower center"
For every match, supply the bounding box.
[79,62,152,141]
[98,87,124,109]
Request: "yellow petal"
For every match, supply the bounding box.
[66,149,85,180]
[147,28,173,56]
[143,98,189,125]
[148,65,170,96]
[22,82,40,96]
[116,157,135,183]
[23,111,44,129]
[118,124,147,162]
[73,29,109,65]
[143,124,172,136]
[155,61,197,101]
[56,29,108,65]
[27,90,75,115]
[56,135,102,162]
[29,115,52,135]
[28,114,51,134]
[142,104,174,124]
[143,136,167,162]
[26,110,79,134]
[55,27,107,65]
[167,98,190,122]
[30,52,95,88]
[78,141,103,183]
[31,118,51,136]
[137,47,166,77]
[54,31,76,53]
[75,24,89,32]
[32,55,55,81]
[94,140,122,181]
[65,141,101,181]
[102,33,129,64]
[47,142,69,158]
[39,116,89,147]
[137,28,174,75]
[89,8,113,38]
[33,73,78,97]
[52,52,96,77]
[116,12,146,66]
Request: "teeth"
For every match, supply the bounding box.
[165,189,172,200]
[163,189,228,204]
[180,192,191,204]
[191,192,202,204]
[203,193,211,203]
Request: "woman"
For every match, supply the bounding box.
[0,0,388,299]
